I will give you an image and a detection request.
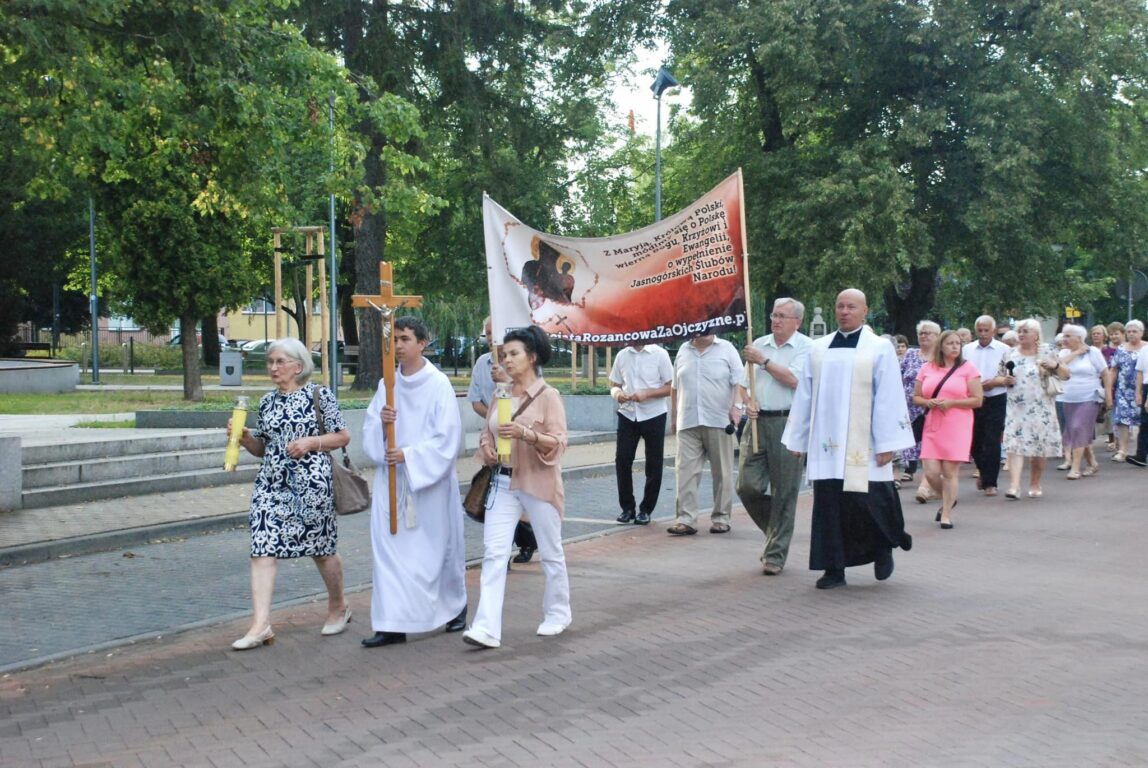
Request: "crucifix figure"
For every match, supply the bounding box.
[352,263,423,534]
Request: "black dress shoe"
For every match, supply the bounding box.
[616,509,636,524]
[874,551,894,581]
[512,545,536,564]
[815,569,846,589]
[445,607,467,633]
[1127,455,1148,467]
[634,510,651,525]
[361,631,407,648]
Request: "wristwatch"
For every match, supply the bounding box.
[760,358,770,369]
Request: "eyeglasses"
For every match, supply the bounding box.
[769,313,795,320]
[267,358,297,368]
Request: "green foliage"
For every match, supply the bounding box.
[660,0,1148,333]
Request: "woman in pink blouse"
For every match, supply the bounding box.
[463,325,570,649]
[913,331,984,529]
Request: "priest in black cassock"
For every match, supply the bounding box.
[781,289,915,589]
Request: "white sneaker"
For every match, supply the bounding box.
[461,627,500,649]
[536,620,570,637]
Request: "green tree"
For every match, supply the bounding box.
[661,0,1148,335]
[292,0,660,387]
[4,0,368,398]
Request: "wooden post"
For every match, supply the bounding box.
[351,263,423,535]
[317,231,329,384]
[273,231,283,339]
[589,344,598,387]
[736,168,758,453]
[605,346,612,379]
[571,341,578,393]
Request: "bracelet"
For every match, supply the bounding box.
[318,436,323,451]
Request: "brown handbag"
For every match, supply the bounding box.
[314,387,371,515]
[463,390,538,523]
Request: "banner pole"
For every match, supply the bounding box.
[737,169,759,453]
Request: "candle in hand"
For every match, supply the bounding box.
[224,395,250,471]
[495,382,512,462]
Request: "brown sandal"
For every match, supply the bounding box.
[709,522,731,534]
[666,523,697,536]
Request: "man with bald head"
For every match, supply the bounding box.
[782,289,915,589]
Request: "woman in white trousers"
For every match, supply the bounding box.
[463,325,570,649]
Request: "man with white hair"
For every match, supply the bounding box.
[963,315,1010,496]
[738,297,812,575]
[782,289,915,589]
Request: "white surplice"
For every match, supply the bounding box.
[362,362,467,633]
[781,329,914,483]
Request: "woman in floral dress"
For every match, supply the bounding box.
[900,320,940,502]
[1107,320,1143,462]
[999,319,1069,499]
[229,338,352,650]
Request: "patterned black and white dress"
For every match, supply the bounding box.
[249,383,347,558]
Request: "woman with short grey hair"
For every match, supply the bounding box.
[1057,324,1106,479]
[1107,320,1144,461]
[229,337,352,650]
[901,320,940,500]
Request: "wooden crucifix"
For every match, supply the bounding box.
[352,263,423,534]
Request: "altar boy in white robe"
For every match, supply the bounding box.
[782,289,915,590]
[361,316,468,647]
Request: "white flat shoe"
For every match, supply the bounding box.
[321,608,352,636]
[231,626,274,650]
[461,627,500,649]
[537,620,570,637]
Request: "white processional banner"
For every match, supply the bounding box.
[482,170,749,345]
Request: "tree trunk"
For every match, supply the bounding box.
[883,266,940,339]
[350,133,387,391]
[201,313,220,367]
[180,311,203,401]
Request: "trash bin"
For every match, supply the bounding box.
[220,349,243,386]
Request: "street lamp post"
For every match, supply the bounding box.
[650,66,678,223]
[88,194,100,384]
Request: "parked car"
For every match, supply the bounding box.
[168,333,230,347]
[243,339,344,370]
[239,339,274,368]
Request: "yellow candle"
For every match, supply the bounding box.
[223,395,250,471]
[496,394,512,462]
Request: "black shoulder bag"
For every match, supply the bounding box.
[912,362,965,442]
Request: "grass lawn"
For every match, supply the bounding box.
[0,368,609,416]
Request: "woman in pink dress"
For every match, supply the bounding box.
[913,331,984,529]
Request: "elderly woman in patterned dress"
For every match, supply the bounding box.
[999,319,1069,498]
[900,320,940,502]
[229,338,352,650]
[1107,320,1143,462]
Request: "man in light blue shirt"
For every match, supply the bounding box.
[738,298,812,575]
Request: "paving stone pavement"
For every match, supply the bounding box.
[2,456,1147,766]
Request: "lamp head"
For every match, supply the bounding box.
[651,67,679,98]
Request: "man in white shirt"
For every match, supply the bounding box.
[962,315,1010,496]
[668,333,747,536]
[609,344,673,525]
[738,298,812,575]
[782,289,914,589]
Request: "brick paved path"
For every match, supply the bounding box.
[2,464,1147,766]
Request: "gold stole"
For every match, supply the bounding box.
[809,333,876,493]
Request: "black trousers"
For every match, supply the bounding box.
[1136,401,1148,459]
[615,413,667,514]
[970,394,1007,488]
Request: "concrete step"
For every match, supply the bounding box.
[21,431,224,465]
[21,466,261,509]
[23,447,260,489]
